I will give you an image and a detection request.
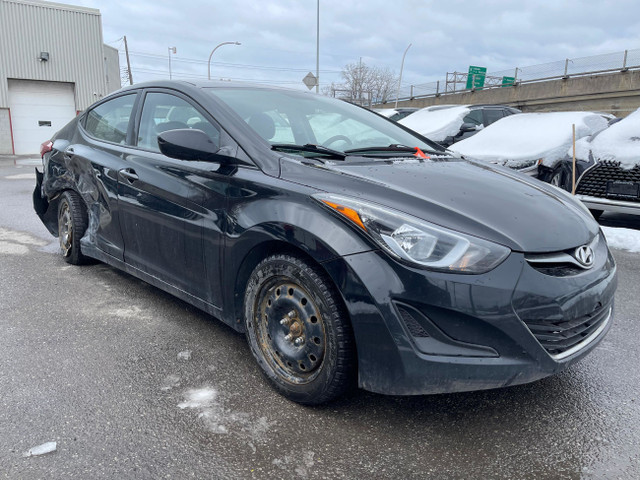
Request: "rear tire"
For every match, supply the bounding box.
[57,190,90,265]
[243,254,356,405]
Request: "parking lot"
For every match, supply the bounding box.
[1,156,639,479]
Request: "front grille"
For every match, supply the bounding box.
[576,160,640,202]
[523,302,611,357]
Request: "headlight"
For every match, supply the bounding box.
[313,194,510,274]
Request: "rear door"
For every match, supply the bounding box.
[116,89,228,305]
[73,92,140,260]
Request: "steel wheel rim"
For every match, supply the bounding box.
[253,278,326,385]
[59,202,72,257]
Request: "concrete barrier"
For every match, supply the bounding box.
[386,70,640,117]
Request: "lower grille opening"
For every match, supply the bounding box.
[523,302,611,357]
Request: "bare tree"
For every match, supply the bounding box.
[325,61,398,105]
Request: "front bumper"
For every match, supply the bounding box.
[322,241,617,396]
[577,194,640,215]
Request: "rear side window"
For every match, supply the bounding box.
[137,92,220,152]
[84,94,136,144]
[483,109,505,126]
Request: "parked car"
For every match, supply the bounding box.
[539,108,640,219]
[451,112,610,175]
[399,104,520,147]
[373,107,418,122]
[34,81,616,404]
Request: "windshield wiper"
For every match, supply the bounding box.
[271,143,346,160]
[344,144,439,156]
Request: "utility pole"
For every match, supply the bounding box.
[316,0,319,93]
[123,35,133,85]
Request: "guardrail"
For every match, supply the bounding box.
[389,48,640,103]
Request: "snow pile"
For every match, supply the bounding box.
[399,105,470,141]
[574,108,640,169]
[601,226,640,253]
[451,112,609,168]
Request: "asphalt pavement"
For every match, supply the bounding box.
[1,156,639,479]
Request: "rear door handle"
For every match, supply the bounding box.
[119,168,139,183]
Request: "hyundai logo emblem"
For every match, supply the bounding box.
[575,245,595,268]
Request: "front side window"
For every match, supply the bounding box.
[84,94,136,144]
[137,92,220,152]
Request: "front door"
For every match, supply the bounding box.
[116,90,227,305]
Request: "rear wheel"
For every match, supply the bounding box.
[57,190,90,265]
[244,254,356,404]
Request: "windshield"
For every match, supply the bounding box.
[207,87,443,156]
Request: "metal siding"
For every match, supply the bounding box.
[0,0,108,110]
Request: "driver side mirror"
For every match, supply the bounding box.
[460,122,480,133]
[158,128,226,162]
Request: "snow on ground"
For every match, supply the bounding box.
[451,112,609,168]
[601,226,640,253]
[177,386,275,441]
[573,108,640,169]
[398,105,470,141]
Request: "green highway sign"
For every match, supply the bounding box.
[466,66,487,89]
[502,76,515,87]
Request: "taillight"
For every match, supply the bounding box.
[40,140,53,158]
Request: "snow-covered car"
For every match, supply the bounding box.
[541,108,640,218]
[451,112,610,175]
[399,104,520,147]
[373,107,418,122]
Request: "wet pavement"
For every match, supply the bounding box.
[1,157,639,479]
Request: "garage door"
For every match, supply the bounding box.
[8,80,76,155]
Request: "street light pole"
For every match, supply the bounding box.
[316,0,320,93]
[168,46,176,79]
[208,41,241,80]
[395,43,412,108]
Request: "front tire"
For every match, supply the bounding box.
[244,254,356,405]
[57,190,90,265]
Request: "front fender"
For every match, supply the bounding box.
[221,195,376,329]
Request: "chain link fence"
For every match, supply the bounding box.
[393,48,640,103]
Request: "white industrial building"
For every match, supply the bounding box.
[0,0,120,154]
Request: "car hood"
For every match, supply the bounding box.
[280,157,599,253]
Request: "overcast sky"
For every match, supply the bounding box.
[65,0,640,93]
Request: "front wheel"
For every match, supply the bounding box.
[244,254,356,404]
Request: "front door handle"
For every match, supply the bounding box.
[64,146,75,157]
[119,168,139,183]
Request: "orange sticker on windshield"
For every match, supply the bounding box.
[414,147,429,159]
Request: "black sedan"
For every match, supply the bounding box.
[34,81,617,404]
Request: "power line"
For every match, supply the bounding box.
[121,50,342,74]
[133,67,312,85]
